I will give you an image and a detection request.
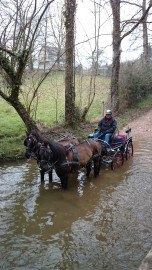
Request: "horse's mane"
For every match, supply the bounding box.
[48,140,67,162]
[30,130,48,143]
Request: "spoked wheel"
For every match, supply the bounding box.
[111,151,124,170]
[125,141,133,160]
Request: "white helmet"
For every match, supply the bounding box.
[105,109,112,115]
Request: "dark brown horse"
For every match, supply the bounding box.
[24,131,79,183]
[24,130,52,182]
[37,139,103,189]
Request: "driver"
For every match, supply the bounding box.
[93,109,117,144]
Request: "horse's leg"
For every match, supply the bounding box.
[48,170,53,182]
[60,175,68,189]
[93,157,101,177]
[86,161,92,177]
[40,170,45,182]
[57,171,68,189]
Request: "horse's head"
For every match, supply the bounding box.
[37,142,53,171]
[24,133,39,159]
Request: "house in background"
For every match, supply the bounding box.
[38,45,65,70]
[97,64,111,76]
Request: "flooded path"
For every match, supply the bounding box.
[0,140,152,270]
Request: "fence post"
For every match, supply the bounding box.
[102,101,104,117]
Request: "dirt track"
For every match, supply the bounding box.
[121,107,152,141]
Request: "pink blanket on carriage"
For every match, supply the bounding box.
[114,135,127,143]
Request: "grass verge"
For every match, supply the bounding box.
[1,79,152,160]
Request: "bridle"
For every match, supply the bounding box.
[37,143,71,172]
[37,143,58,172]
[24,135,39,159]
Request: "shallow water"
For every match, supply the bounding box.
[0,140,152,270]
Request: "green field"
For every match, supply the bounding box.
[1,71,152,160]
[1,73,110,133]
[0,72,110,159]
[23,72,110,125]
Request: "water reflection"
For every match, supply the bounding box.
[0,141,152,270]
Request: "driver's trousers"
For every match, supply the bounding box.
[94,132,113,144]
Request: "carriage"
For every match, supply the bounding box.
[24,127,133,188]
[24,131,103,188]
[89,127,133,170]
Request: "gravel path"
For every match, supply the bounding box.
[121,107,152,141]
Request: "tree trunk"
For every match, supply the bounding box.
[142,0,148,65]
[12,100,38,131]
[110,0,152,113]
[110,0,121,113]
[64,0,76,127]
[0,89,38,131]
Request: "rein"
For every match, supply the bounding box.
[42,159,59,173]
[31,152,38,160]
[86,139,94,151]
[86,139,101,160]
[43,157,81,172]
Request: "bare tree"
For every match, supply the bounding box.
[110,0,152,113]
[0,0,55,131]
[48,2,65,69]
[81,0,103,120]
[38,1,65,71]
[121,0,150,65]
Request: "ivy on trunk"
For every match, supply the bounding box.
[64,0,76,127]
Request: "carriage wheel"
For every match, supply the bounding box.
[125,141,133,160]
[111,151,124,170]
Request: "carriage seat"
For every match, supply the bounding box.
[111,135,126,152]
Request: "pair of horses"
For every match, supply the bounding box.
[24,131,104,189]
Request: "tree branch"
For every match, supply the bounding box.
[121,2,152,41]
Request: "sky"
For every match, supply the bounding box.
[1,0,148,69]
[75,0,147,67]
[76,0,113,66]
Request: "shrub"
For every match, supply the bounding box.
[119,60,152,112]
